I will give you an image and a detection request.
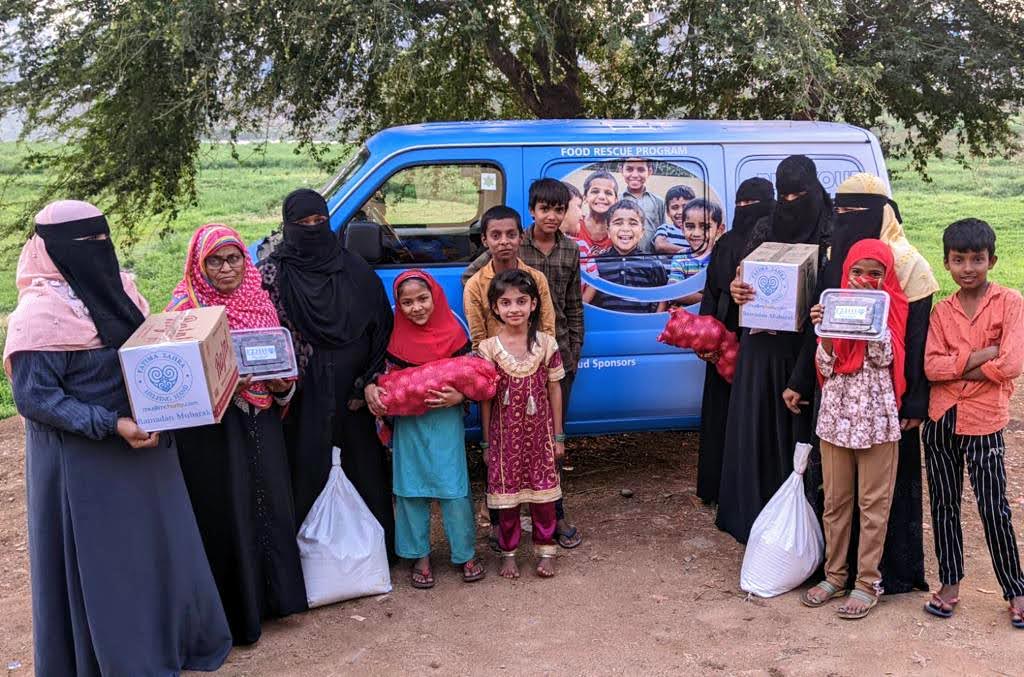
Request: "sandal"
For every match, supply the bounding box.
[536,553,556,579]
[800,581,846,608]
[461,557,486,583]
[837,589,877,620]
[557,525,583,549]
[410,561,434,589]
[1010,604,1024,629]
[924,591,960,619]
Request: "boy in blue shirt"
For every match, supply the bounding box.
[653,184,697,256]
[668,198,723,283]
[584,199,668,313]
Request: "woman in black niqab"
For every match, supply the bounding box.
[715,156,830,543]
[695,177,775,504]
[261,189,396,558]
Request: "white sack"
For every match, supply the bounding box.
[298,447,392,607]
[740,442,824,598]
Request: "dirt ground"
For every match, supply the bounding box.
[2,397,1024,676]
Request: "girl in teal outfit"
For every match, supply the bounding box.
[365,269,485,588]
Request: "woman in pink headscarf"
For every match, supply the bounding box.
[4,201,232,675]
[168,224,307,645]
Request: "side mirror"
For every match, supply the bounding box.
[344,220,383,263]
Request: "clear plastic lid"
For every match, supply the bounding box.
[815,288,890,341]
[230,327,298,381]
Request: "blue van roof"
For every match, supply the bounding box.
[363,119,874,153]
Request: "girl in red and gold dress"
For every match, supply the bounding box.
[478,269,566,580]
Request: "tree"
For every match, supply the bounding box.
[0,1,1021,237]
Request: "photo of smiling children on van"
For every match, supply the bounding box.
[653,184,698,263]
[583,199,668,314]
[620,158,666,252]
[580,170,618,256]
[668,198,724,283]
[560,181,598,279]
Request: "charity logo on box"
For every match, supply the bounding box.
[751,266,788,303]
[133,350,195,404]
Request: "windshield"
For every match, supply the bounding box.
[322,145,370,208]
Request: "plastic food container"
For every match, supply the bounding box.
[230,327,298,381]
[815,289,890,341]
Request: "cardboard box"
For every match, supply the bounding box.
[739,242,819,332]
[119,307,239,432]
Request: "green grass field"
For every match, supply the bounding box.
[0,142,1021,418]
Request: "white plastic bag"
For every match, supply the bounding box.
[297,447,392,607]
[739,442,824,598]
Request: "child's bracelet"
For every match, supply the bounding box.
[479,441,489,450]
[554,433,566,442]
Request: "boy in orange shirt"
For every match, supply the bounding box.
[922,218,1024,628]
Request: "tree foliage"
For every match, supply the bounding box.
[0,1,1021,238]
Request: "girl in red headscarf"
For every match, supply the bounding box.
[363,270,485,588]
[802,238,908,620]
[167,224,308,645]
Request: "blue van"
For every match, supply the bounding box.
[260,119,890,436]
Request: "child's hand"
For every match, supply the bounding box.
[554,441,566,461]
[364,383,387,417]
[482,447,490,466]
[696,350,720,364]
[234,374,253,396]
[425,386,464,409]
[810,303,824,326]
[266,378,293,394]
[730,267,755,305]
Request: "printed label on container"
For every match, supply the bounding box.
[244,344,278,363]
[833,304,868,322]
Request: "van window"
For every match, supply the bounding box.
[549,159,724,312]
[352,163,505,265]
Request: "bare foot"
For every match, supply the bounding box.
[536,556,556,578]
[500,554,519,579]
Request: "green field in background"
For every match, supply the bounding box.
[0,142,1021,418]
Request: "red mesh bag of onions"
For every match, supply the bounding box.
[377,355,500,417]
[656,308,740,383]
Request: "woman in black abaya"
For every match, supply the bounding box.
[715,156,830,543]
[801,173,938,593]
[170,224,308,645]
[696,178,775,504]
[260,189,396,558]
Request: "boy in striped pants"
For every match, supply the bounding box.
[922,218,1024,628]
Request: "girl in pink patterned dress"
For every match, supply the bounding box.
[802,239,908,620]
[479,269,566,580]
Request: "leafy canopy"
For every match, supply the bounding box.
[0,0,1021,239]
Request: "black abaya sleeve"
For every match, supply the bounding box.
[786,252,829,399]
[899,295,933,421]
[352,272,394,397]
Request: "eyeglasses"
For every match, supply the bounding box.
[205,254,244,270]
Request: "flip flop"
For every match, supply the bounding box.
[924,592,960,619]
[1010,604,1024,629]
[461,557,486,583]
[837,589,878,620]
[410,562,435,589]
[557,525,583,549]
[800,581,846,608]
